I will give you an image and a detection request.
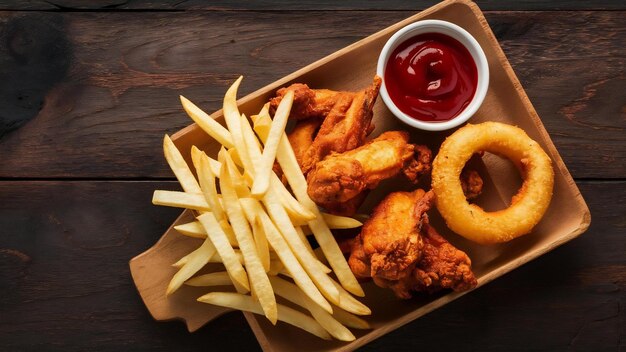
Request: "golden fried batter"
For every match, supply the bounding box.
[412,222,478,294]
[300,77,381,174]
[287,119,322,170]
[349,190,432,285]
[269,84,344,120]
[348,189,477,299]
[306,131,432,207]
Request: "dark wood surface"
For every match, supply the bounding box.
[0,1,624,351]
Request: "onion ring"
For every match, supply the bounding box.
[431,122,554,244]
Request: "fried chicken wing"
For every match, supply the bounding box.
[460,168,483,200]
[348,189,477,299]
[287,119,322,170]
[269,84,344,120]
[306,131,432,208]
[348,189,432,280]
[320,190,369,216]
[301,76,382,174]
[412,221,478,294]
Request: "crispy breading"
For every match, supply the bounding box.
[300,77,381,174]
[348,189,477,299]
[306,131,432,207]
[269,84,344,120]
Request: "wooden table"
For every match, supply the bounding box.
[0,1,624,350]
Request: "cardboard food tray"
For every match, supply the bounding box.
[129,0,591,350]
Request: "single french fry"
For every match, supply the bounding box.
[252,218,271,272]
[300,213,363,236]
[190,145,203,173]
[331,306,371,330]
[251,90,294,196]
[221,147,249,197]
[172,252,190,268]
[197,212,250,292]
[174,220,238,247]
[329,278,371,316]
[197,150,226,222]
[166,238,216,295]
[219,150,277,324]
[173,244,244,268]
[180,95,234,148]
[262,190,340,304]
[152,190,210,212]
[294,226,315,256]
[174,221,206,239]
[321,213,363,229]
[198,292,330,340]
[222,76,255,173]
[269,276,355,341]
[185,271,233,287]
[163,135,201,194]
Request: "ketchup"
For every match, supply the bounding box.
[384,32,477,122]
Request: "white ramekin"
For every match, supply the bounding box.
[377,20,489,131]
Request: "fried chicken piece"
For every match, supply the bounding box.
[461,168,483,200]
[320,190,369,216]
[349,190,433,286]
[306,131,432,207]
[287,119,322,170]
[412,221,478,294]
[348,189,477,299]
[301,76,382,174]
[269,85,344,120]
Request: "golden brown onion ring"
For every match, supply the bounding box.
[432,122,554,244]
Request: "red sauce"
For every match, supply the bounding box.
[384,32,477,122]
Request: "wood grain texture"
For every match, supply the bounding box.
[0,181,622,351]
[1,0,625,11]
[0,10,623,179]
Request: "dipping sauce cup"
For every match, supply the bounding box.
[377,20,489,131]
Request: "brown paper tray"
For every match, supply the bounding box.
[129,0,591,350]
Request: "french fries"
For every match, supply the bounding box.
[269,276,355,341]
[152,76,371,340]
[163,135,201,194]
[152,190,211,212]
[197,212,250,292]
[166,238,216,295]
[251,91,293,196]
[220,150,277,324]
[185,271,232,287]
[198,292,331,340]
[180,96,234,149]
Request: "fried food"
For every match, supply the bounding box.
[306,131,432,208]
[320,191,370,216]
[288,119,322,169]
[460,168,483,200]
[301,76,382,174]
[432,122,554,244]
[348,189,476,299]
[411,221,477,294]
[252,104,366,298]
[270,84,344,120]
[152,77,372,340]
